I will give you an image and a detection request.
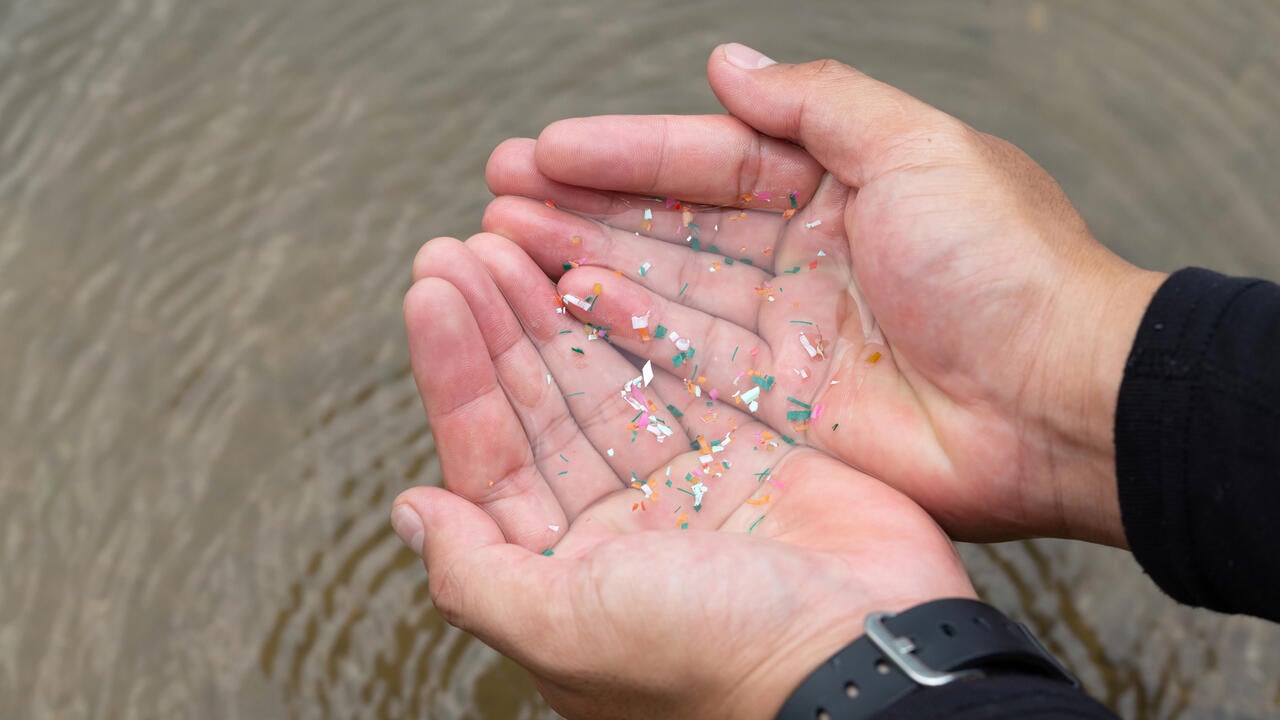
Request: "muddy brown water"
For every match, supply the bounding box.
[2,1,1279,718]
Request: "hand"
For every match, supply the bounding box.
[394,236,975,720]
[482,43,1167,546]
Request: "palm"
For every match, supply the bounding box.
[481,112,1135,541]
[403,238,972,717]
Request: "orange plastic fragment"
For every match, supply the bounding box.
[782,208,797,220]
[868,351,882,364]
[746,495,771,506]
[571,235,583,245]
[545,199,557,208]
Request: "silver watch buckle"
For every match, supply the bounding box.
[863,611,984,687]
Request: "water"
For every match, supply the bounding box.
[2,1,1278,718]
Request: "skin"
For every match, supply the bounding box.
[393,44,1163,719]
[397,240,975,720]
[482,43,1167,547]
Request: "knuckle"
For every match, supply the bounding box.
[429,564,469,629]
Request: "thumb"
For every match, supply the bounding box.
[708,43,961,188]
[392,487,570,664]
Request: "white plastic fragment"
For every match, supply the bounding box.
[690,482,708,509]
[805,220,822,229]
[631,313,650,330]
[549,525,561,533]
[642,360,654,387]
[799,332,819,358]
[562,293,593,311]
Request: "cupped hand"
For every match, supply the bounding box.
[482,43,1167,546]
[394,236,974,720]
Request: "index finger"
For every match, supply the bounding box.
[532,115,825,209]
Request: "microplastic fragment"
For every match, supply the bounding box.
[642,360,654,387]
[549,525,560,532]
[799,333,819,358]
[748,514,767,533]
[805,220,822,229]
[751,374,776,391]
[868,351,883,364]
[786,396,811,408]
[631,314,650,330]
[560,454,569,462]
[640,262,652,277]
[541,549,555,556]
[562,294,593,311]
[564,391,585,398]
[570,347,584,355]
[679,282,689,297]
[731,346,739,362]
[607,448,615,457]
[783,266,802,274]
[690,482,708,509]
[667,403,683,418]
[653,324,668,339]
[789,192,798,208]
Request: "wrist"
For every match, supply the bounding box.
[738,592,979,720]
[772,598,1079,720]
[1036,260,1166,547]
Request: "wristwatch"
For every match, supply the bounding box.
[775,598,1079,720]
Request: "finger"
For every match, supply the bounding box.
[486,138,792,272]
[393,486,573,665]
[466,232,690,480]
[404,277,566,550]
[482,195,770,329]
[708,43,964,188]
[534,114,826,208]
[413,237,626,520]
[486,137,625,216]
[556,264,850,444]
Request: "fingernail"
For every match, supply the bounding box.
[723,42,776,70]
[391,504,425,555]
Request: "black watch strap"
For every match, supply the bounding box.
[775,598,1079,720]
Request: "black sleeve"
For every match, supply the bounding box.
[1115,267,1280,621]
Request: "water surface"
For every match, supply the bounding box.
[2,1,1279,718]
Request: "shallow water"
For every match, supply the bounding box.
[2,1,1278,718]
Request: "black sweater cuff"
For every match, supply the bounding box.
[1115,267,1280,621]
